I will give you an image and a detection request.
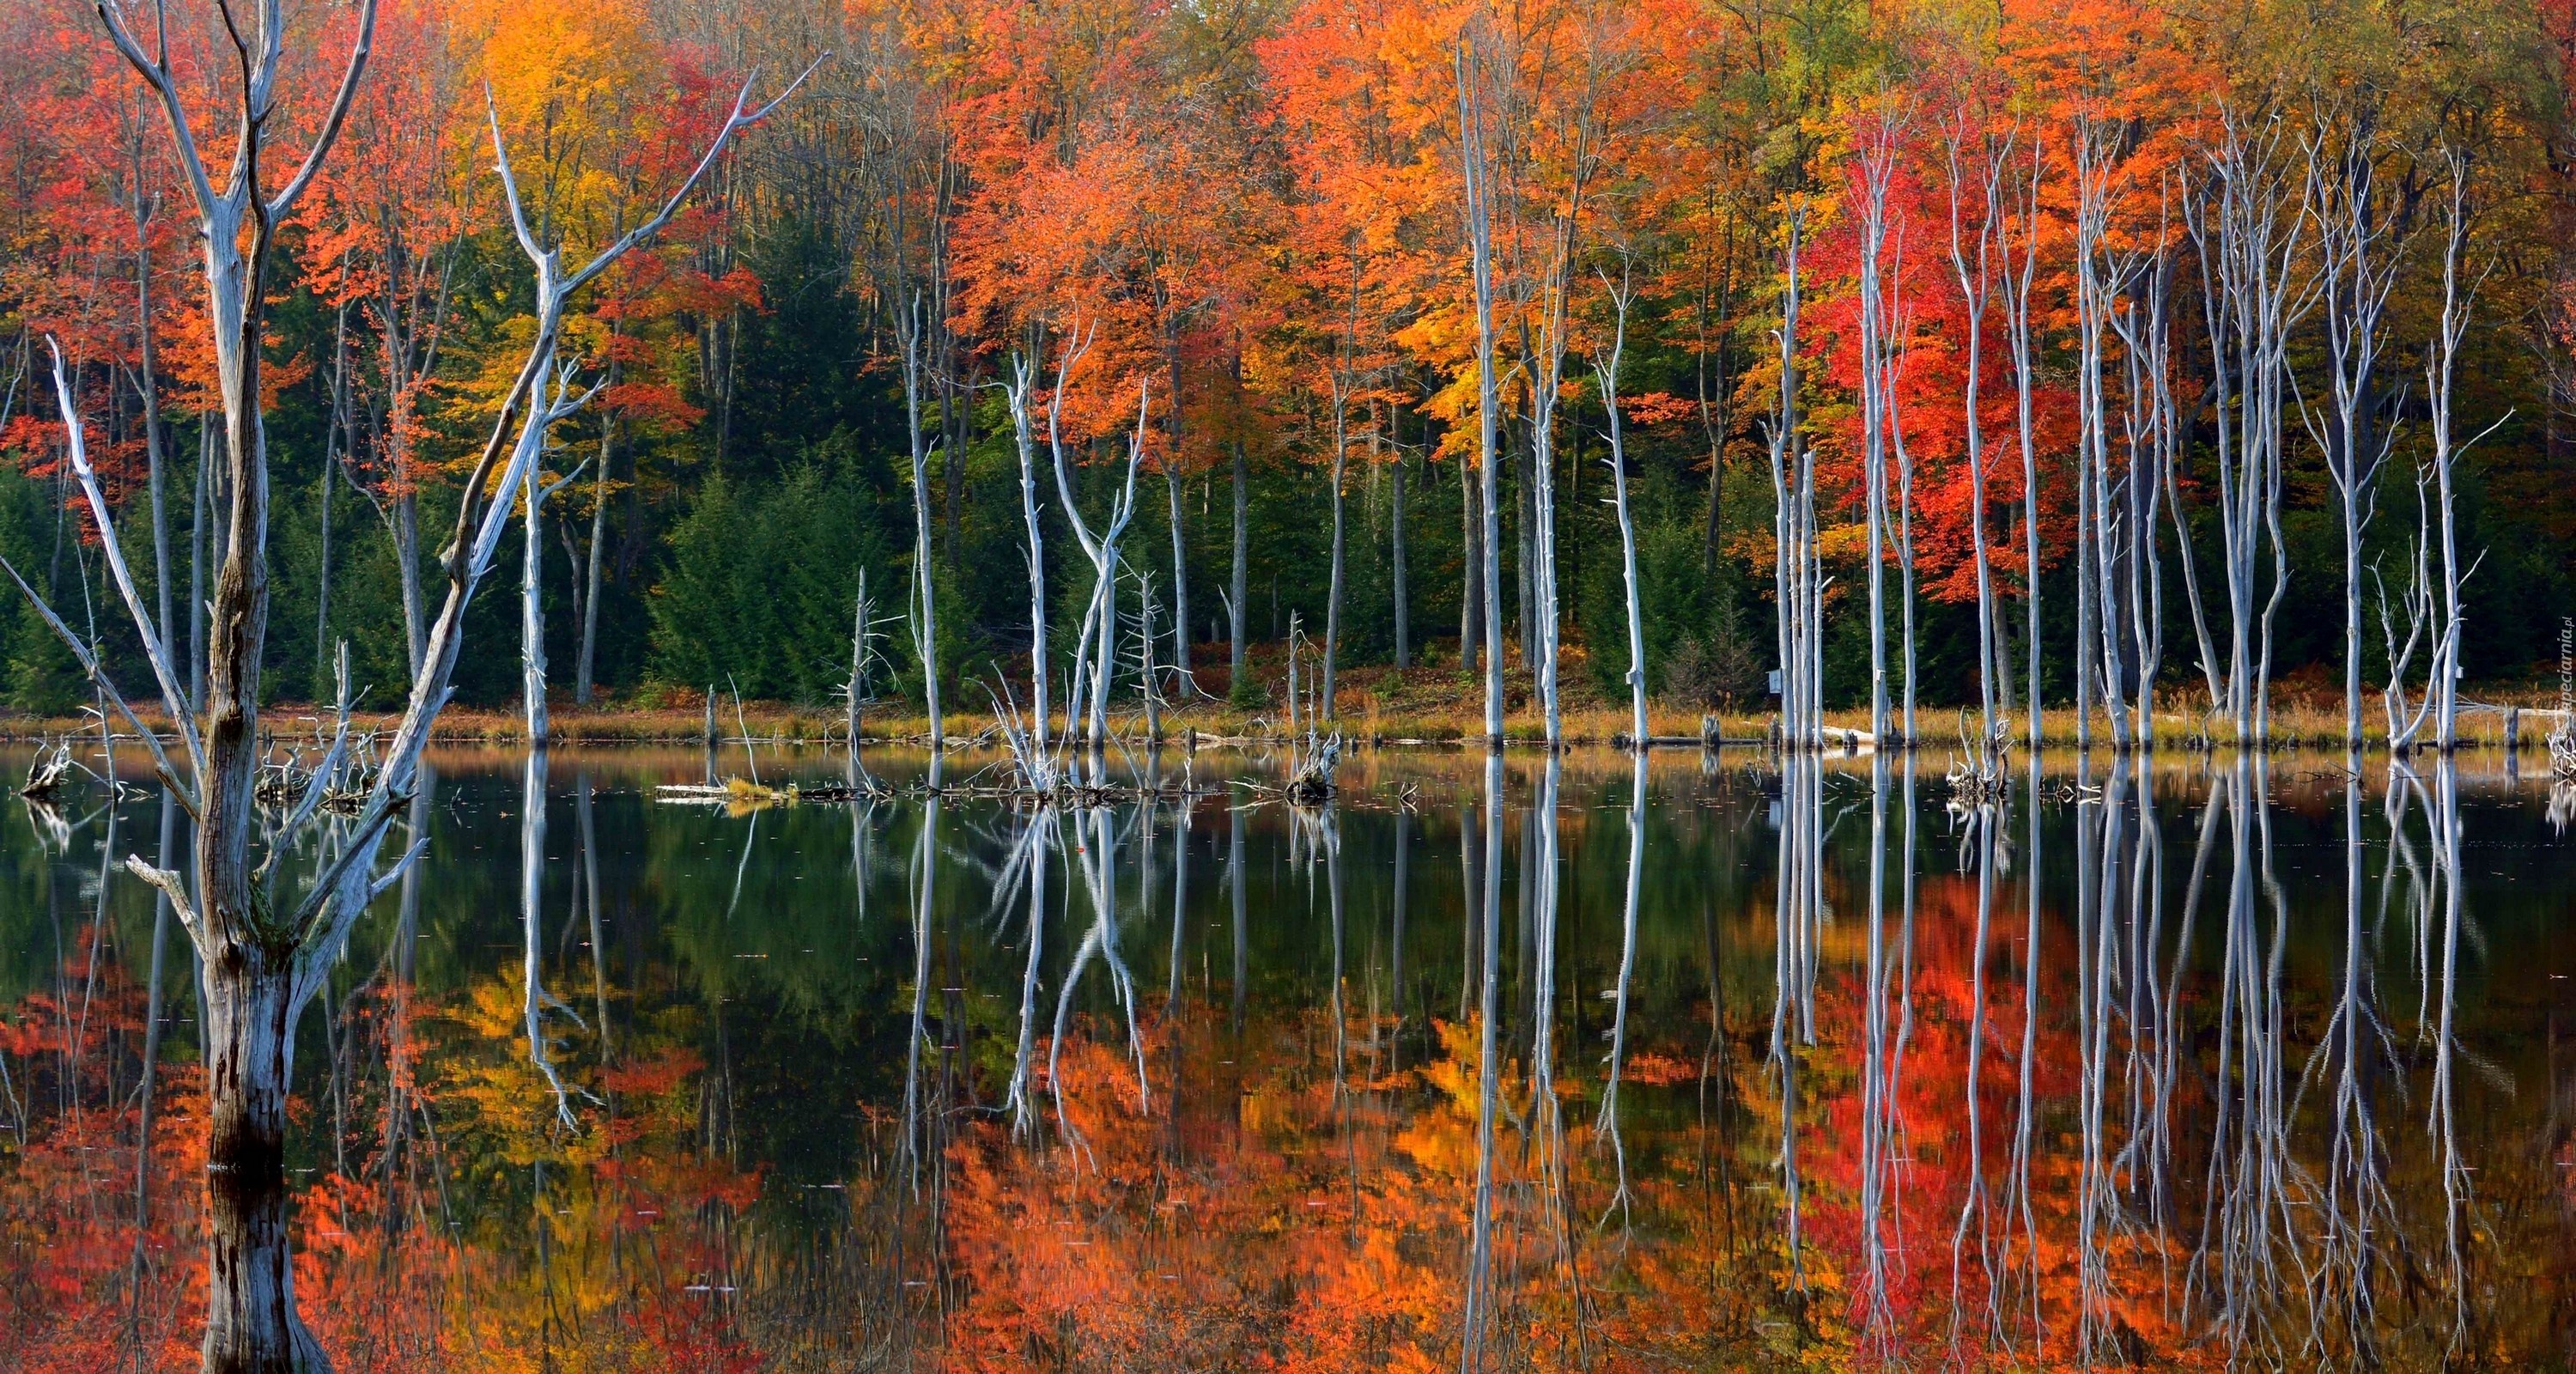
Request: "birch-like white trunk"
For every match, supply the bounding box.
[900,295,943,749]
[1596,276,1648,746]
[1858,119,1899,746]
[1458,40,1507,747]
[2300,118,2400,751]
[1946,123,2008,751]
[2001,146,2046,749]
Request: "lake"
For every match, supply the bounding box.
[3,743,2572,1370]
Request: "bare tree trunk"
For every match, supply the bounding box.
[1163,332,1194,696]
[574,356,616,707]
[191,419,208,710]
[1945,122,2006,751]
[135,210,174,657]
[1006,359,1053,752]
[1230,439,1249,695]
[1860,117,1899,746]
[393,486,423,684]
[1771,207,1813,749]
[2302,115,2398,752]
[1323,392,1348,723]
[2003,147,2044,748]
[1598,278,1647,745]
[1895,368,1918,747]
[1460,39,1506,747]
[1391,444,1410,670]
[316,445,332,693]
[315,305,349,698]
[1459,450,1482,676]
[1047,349,1148,760]
[902,295,943,750]
[519,417,558,745]
[1529,329,1571,748]
[2427,153,2482,752]
[1323,256,1359,720]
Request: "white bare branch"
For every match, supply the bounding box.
[46,339,206,780]
[560,56,832,299]
[266,0,383,220]
[0,555,192,812]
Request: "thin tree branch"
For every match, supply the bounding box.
[267,0,381,220]
[46,339,207,780]
[0,555,192,812]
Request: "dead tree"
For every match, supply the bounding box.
[2182,106,2317,746]
[1322,256,1360,725]
[899,291,944,748]
[483,67,826,740]
[2072,117,2134,752]
[1049,356,1150,759]
[2421,150,2502,751]
[1770,204,1819,750]
[1999,139,2047,749]
[1945,112,2012,753]
[1595,268,1649,748]
[1858,104,1903,748]
[7,7,815,1363]
[1002,345,1063,755]
[2298,111,2405,751]
[1458,33,1507,747]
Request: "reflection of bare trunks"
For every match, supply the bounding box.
[521,750,581,1129]
[999,812,1053,1140]
[1947,756,2002,1358]
[1596,757,1646,1226]
[1769,751,1823,1292]
[1460,751,1505,1372]
[901,789,940,1192]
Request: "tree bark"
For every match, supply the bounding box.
[1163,331,1194,696]
[1230,439,1249,694]
[1459,43,1505,746]
[202,966,327,1373]
[1460,450,1481,677]
[1323,385,1348,722]
[1599,289,1648,746]
[1391,446,1409,671]
[902,296,943,749]
[575,361,615,707]
[1005,361,1053,753]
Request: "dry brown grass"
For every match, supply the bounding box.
[0,641,2556,752]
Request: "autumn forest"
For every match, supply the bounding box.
[3,0,2576,1371]
[0,0,2569,745]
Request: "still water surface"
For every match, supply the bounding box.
[3,745,2573,1370]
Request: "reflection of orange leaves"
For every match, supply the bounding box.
[1619,1049,1701,1086]
[600,1046,704,1096]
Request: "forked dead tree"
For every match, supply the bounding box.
[1,6,817,1365]
[484,63,823,741]
[2298,109,2406,752]
[1457,31,1507,748]
[898,290,944,749]
[1595,266,1648,749]
[2421,150,2503,751]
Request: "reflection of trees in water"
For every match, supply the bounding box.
[0,755,2548,1367]
[1753,750,2506,1369]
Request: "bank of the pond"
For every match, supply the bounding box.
[0,654,2564,752]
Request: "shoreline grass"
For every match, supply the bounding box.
[3,652,2561,755]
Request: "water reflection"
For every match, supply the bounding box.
[0,745,2567,1367]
